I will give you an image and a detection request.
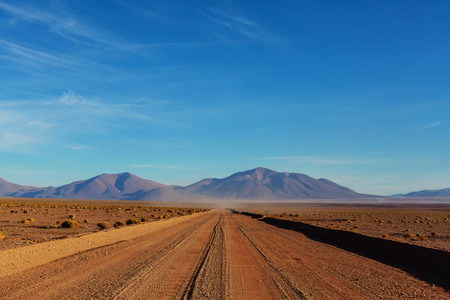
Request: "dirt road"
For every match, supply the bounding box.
[0,210,447,299]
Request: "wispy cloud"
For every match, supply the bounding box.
[0,90,183,153]
[0,110,53,153]
[258,156,380,166]
[130,164,186,170]
[113,1,157,19]
[0,39,80,70]
[200,8,284,45]
[0,1,109,45]
[58,90,98,106]
[424,121,442,129]
[329,173,450,196]
[62,144,96,151]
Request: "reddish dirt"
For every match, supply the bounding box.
[0,199,207,251]
[0,209,448,299]
[242,204,450,251]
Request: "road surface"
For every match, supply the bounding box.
[0,210,447,299]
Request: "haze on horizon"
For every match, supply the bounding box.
[0,1,449,196]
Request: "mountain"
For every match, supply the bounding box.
[0,178,36,196]
[2,172,182,201]
[1,167,373,201]
[177,167,369,199]
[397,188,450,197]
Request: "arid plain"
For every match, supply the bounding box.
[0,197,449,299]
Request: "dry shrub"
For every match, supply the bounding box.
[126,218,141,225]
[0,231,5,240]
[69,214,75,220]
[141,217,150,222]
[61,220,79,228]
[431,232,437,236]
[114,221,125,228]
[21,218,34,224]
[97,222,109,230]
[382,233,389,238]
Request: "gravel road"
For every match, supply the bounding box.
[0,210,448,299]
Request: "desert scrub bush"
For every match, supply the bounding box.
[0,231,5,240]
[97,222,109,230]
[61,220,79,228]
[114,221,125,228]
[21,218,35,223]
[69,214,75,220]
[84,219,89,223]
[382,233,389,238]
[431,232,437,236]
[126,218,141,225]
[141,217,150,222]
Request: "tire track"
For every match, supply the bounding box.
[0,212,215,300]
[229,213,308,300]
[231,212,449,299]
[113,211,224,300]
[181,211,228,299]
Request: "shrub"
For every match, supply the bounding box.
[21,218,34,224]
[61,220,79,228]
[114,221,125,228]
[84,219,89,223]
[126,218,141,225]
[382,233,389,238]
[0,231,5,240]
[141,217,150,222]
[431,232,437,236]
[69,214,75,220]
[97,222,109,230]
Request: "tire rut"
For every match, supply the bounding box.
[114,211,224,300]
[230,213,308,300]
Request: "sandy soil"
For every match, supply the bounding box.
[0,209,448,299]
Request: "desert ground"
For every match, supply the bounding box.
[0,199,449,299]
[238,203,450,251]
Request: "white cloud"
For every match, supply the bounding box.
[0,1,109,45]
[329,173,450,196]
[62,144,95,151]
[0,110,53,152]
[424,121,441,129]
[258,155,379,166]
[200,8,284,46]
[0,39,80,70]
[0,91,183,153]
[58,90,97,106]
[130,164,186,170]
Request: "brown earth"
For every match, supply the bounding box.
[0,209,448,299]
[240,203,450,251]
[0,199,208,251]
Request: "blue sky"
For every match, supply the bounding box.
[0,0,449,195]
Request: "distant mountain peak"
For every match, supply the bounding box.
[398,187,450,197]
[0,168,375,201]
[179,167,369,200]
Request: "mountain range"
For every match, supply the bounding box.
[396,188,450,198]
[1,167,374,201]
